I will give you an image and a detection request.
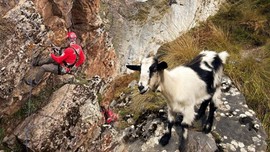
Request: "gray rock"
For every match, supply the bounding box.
[214,77,268,152]
[0,0,52,116]
[3,77,111,151]
[100,0,225,72]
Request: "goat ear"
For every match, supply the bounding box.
[157,61,168,70]
[126,65,141,71]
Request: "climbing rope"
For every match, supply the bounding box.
[23,32,35,152]
[25,85,32,152]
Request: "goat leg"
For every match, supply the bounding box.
[159,121,174,146]
[196,98,211,120]
[203,102,217,133]
[179,123,189,151]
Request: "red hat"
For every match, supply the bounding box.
[67,32,77,39]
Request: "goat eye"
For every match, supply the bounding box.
[150,67,157,72]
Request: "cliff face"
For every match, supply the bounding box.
[0,0,117,115]
[100,0,224,72]
[0,0,267,151]
[4,78,113,151]
[0,0,118,150]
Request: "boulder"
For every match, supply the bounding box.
[3,76,116,151]
[214,77,268,152]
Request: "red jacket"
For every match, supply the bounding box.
[51,44,85,68]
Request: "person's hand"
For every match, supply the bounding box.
[52,46,61,54]
[71,66,77,72]
[52,46,61,51]
[65,67,71,73]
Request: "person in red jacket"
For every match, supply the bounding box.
[101,106,118,125]
[25,32,86,86]
[51,32,85,73]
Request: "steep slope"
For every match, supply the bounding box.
[0,0,117,151]
[100,0,224,72]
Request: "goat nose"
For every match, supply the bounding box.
[138,85,144,92]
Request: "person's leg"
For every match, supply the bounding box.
[34,64,59,84]
[33,57,55,66]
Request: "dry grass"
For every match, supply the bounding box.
[158,33,200,68]
[113,73,166,129]
[113,72,166,116]
[211,0,270,48]
[112,73,139,98]
[128,91,166,120]
[158,22,237,66]
[211,2,270,146]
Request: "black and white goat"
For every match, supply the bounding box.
[126,50,229,151]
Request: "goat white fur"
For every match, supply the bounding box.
[126,50,229,151]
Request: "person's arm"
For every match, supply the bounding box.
[50,49,71,64]
[74,49,86,67]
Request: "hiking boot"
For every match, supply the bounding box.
[31,59,39,66]
[31,54,42,66]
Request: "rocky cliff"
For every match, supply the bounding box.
[0,0,117,116]
[100,0,224,72]
[0,0,268,151]
[0,0,118,150]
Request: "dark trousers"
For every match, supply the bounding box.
[34,57,59,84]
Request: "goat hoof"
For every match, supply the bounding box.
[179,140,187,152]
[195,114,201,120]
[159,133,171,146]
[203,124,212,133]
[179,144,187,152]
